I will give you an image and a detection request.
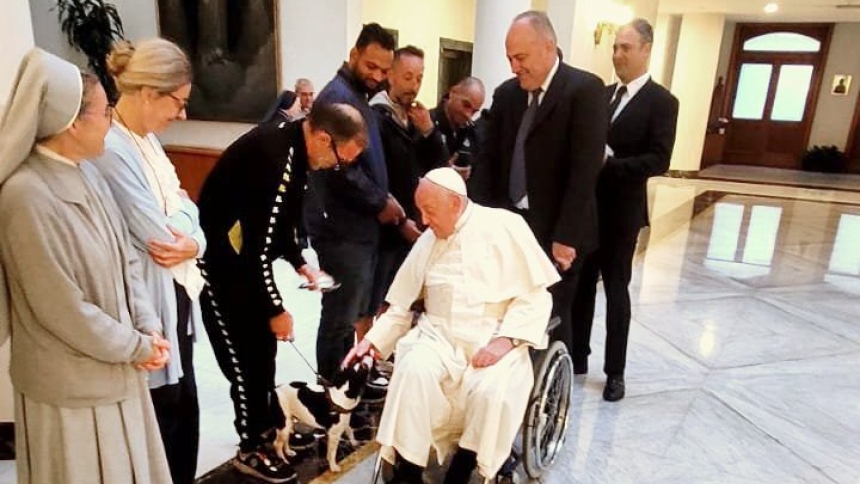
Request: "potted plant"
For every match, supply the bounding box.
[54,0,125,102]
[801,145,847,173]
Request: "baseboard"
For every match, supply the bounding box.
[665,169,700,179]
[0,422,13,460]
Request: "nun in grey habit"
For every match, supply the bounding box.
[0,48,173,483]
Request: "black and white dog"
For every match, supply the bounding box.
[274,356,373,472]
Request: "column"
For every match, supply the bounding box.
[279,0,363,95]
[547,0,605,76]
[471,0,531,106]
[670,13,725,172]
[1,0,34,425]
[651,14,682,88]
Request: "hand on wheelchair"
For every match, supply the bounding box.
[471,337,515,368]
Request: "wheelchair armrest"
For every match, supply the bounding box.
[546,316,562,333]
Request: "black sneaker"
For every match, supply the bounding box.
[363,374,388,404]
[233,449,298,483]
[288,430,316,450]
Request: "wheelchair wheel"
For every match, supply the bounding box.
[370,451,397,483]
[522,341,573,479]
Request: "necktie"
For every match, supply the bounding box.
[608,85,627,123]
[509,88,542,204]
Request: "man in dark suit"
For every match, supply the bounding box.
[573,18,679,401]
[477,10,607,358]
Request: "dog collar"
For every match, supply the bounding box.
[326,387,360,414]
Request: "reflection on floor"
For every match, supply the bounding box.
[1,175,859,484]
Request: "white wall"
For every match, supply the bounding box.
[362,0,477,106]
[808,23,860,151]
[2,0,36,103]
[1,0,36,425]
[564,0,616,82]
[281,0,362,102]
[29,0,158,68]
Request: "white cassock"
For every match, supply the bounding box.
[365,201,560,478]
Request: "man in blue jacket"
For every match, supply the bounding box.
[305,23,404,382]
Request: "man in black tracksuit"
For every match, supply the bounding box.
[197,103,367,484]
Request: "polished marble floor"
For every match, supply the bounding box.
[1,175,859,484]
[698,164,860,192]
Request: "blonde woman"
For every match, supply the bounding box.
[0,48,171,484]
[91,38,203,484]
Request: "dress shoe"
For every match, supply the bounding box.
[573,357,588,375]
[603,376,625,402]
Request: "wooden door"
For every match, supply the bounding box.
[723,24,832,169]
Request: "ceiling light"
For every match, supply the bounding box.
[764,3,779,13]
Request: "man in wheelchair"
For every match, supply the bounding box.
[344,168,559,483]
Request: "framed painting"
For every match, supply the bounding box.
[831,74,852,96]
[156,0,280,122]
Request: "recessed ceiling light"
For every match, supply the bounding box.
[764,3,779,13]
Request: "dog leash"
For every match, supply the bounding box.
[288,341,332,387]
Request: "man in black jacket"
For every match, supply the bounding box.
[305,24,405,380]
[477,11,607,359]
[430,76,485,182]
[197,103,366,483]
[572,19,679,401]
[369,45,446,315]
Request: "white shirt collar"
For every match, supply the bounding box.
[530,56,561,105]
[614,72,651,99]
[540,56,560,95]
[35,144,78,167]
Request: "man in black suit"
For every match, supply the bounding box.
[573,18,679,401]
[478,10,606,358]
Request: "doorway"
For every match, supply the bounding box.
[723,24,832,169]
[438,38,473,102]
[845,90,860,173]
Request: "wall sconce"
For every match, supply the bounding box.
[594,21,616,45]
[594,2,634,46]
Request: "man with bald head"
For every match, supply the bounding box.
[431,76,486,173]
[477,10,607,368]
[345,168,559,482]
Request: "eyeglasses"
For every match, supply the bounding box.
[165,92,189,114]
[327,133,345,171]
[81,103,113,121]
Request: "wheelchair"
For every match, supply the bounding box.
[370,317,574,482]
